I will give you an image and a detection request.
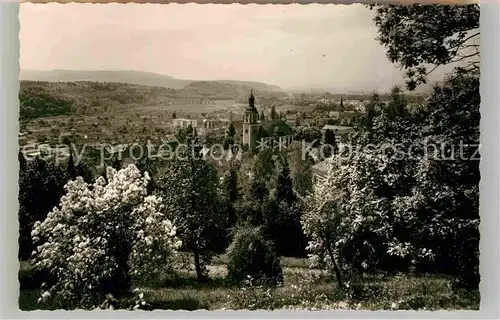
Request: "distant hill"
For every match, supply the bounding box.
[181,81,287,101]
[20,69,283,92]
[20,69,192,89]
[19,80,183,120]
[216,80,282,92]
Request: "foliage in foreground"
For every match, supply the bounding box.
[31,165,182,309]
[371,4,479,90]
[302,71,480,290]
[19,156,70,260]
[20,258,479,311]
[156,137,228,282]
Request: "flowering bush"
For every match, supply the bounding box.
[31,164,182,309]
[302,72,480,291]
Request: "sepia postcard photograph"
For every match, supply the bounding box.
[17,3,481,311]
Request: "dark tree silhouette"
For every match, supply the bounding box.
[275,158,295,205]
[19,157,70,260]
[323,129,336,158]
[270,106,278,120]
[67,152,77,179]
[370,4,479,90]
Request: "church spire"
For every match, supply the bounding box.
[249,89,255,109]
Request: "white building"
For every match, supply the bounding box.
[321,125,355,144]
[328,111,340,119]
[173,118,198,128]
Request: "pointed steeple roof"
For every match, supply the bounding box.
[249,89,255,106]
[245,89,258,113]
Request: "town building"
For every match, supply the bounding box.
[328,111,340,119]
[338,110,364,126]
[321,124,355,144]
[241,91,294,151]
[173,118,198,128]
[311,158,333,184]
[202,118,229,130]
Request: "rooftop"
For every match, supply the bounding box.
[258,120,294,138]
[311,158,334,178]
[322,125,355,132]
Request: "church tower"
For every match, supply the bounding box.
[242,90,260,150]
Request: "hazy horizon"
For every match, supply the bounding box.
[20,3,455,91]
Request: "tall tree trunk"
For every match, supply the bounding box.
[193,244,207,282]
[320,233,343,288]
[187,138,207,283]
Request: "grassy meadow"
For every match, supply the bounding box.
[19,254,479,311]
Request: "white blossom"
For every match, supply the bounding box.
[31,164,181,309]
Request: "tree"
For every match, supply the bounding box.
[222,166,241,227]
[18,157,70,260]
[19,87,73,120]
[134,152,160,194]
[109,156,123,171]
[75,160,94,184]
[251,149,276,188]
[370,4,480,90]
[249,154,307,258]
[67,152,77,179]
[302,87,422,285]
[176,128,188,143]
[31,165,181,309]
[294,114,301,127]
[275,157,295,205]
[224,122,237,149]
[394,70,480,289]
[260,110,265,121]
[301,160,346,288]
[270,105,278,121]
[226,225,283,286]
[303,71,480,290]
[358,93,382,132]
[226,122,236,139]
[19,150,27,172]
[305,4,481,292]
[294,126,322,147]
[156,138,226,282]
[269,201,308,258]
[289,148,314,197]
[249,179,268,204]
[322,129,336,158]
[172,112,177,119]
[223,167,240,204]
[186,124,194,137]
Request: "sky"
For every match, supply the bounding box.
[19,3,448,91]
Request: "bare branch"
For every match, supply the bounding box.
[425,65,441,77]
[450,52,480,64]
[448,32,480,50]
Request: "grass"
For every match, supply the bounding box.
[19,256,479,311]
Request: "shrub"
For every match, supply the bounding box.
[226,226,283,286]
[31,165,182,309]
